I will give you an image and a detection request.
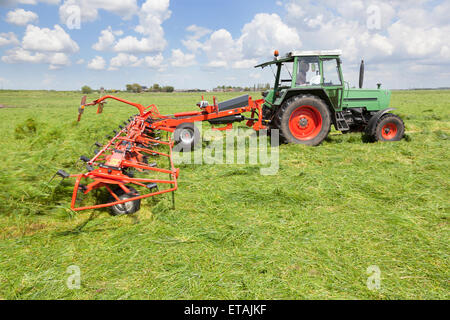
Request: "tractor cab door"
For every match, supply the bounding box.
[321,58,344,110]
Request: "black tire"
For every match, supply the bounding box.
[262,105,274,124]
[373,113,404,142]
[278,95,331,146]
[108,186,141,216]
[173,122,200,152]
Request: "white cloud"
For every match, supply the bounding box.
[249,72,261,79]
[206,60,227,68]
[1,24,77,69]
[2,47,46,64]
[135,0,171,35]
[144,53,164,68]
[0,32,19,46]
[181,39,203,53]
[109,53,142,70]
[92,27,116,51]
[59,0,138,23]
[232,59,258,69]
[171,49,196,67]
[61,0,171,55]
[87,56,106,70]
[22,25,79,53]
[48,52,70,69]
[185,24,211,40]
[239,13,301,58]
[276,0,450,88]
[280,0,449,61]
[202,29,240,68]
[1,0,60,5]
[388,21,449,59]
[5,9,38,26]
[285,2,304,19]
[120,0,171,54]
[197,13,300,69]
[105,53,165,71]
[182,24,211,53]
[113,36,165,53]
[76,58,84,64]
[113,30,123,36]
[1,47,70,69]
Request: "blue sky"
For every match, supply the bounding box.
[0,0,449,90]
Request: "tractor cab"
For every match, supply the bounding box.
[256,50,344,109]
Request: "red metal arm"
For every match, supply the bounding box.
[88,95,146,115]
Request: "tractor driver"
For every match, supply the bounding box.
[297,59,321,86]
[297,60,309,85]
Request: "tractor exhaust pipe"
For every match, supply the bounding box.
[359,59,364,89]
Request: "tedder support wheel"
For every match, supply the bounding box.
[108,186,141,216]
[278,95,331,146]
[374,113,405,142]
[173,122,200,152]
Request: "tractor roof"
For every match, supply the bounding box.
[289,49,342,57]
[255,49,342,68]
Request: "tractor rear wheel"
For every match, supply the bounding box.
[108,186,141,216]
[278,95,331,146]
[373,113,404,142]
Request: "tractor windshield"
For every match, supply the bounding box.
[278,62,294,87]
[296,56,320,86]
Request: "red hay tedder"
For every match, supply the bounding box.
[56,94,266,215]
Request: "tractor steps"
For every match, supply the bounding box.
[335,111,350,131]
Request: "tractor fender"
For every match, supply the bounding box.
[365,108,396,136]
[277,88,336,111]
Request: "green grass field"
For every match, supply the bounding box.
[0,90,448,299]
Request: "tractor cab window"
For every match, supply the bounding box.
[278,62,294,87]
[296,57,320,86]
[322,58,342,86]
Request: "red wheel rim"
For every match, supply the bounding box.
[288,105,323,140]
[381,122,398,140]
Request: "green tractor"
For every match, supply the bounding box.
[256,50,404,146]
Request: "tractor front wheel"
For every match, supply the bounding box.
[373,113,404,142]
[278,95,331,146]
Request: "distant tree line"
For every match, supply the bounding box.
[81,85,118,94]
[80,84,175,94]
[126,83,174,93]
[213,83,271,92]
